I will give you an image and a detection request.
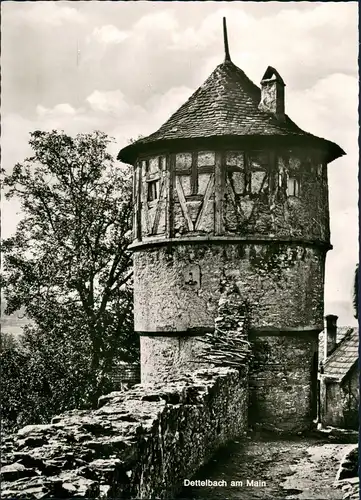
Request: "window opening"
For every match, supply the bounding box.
[148,180,159,202]
[245,171,252,194]
[159,156,166,170]
[287,177,300,197]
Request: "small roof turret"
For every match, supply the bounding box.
[261,66,285,85]
[259,66,286,121]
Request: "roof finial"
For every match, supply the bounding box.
[223,17,231,62]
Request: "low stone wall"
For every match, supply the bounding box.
[335,445,359,500]
[1,367,248,499]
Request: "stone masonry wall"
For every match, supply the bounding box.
[140,277,250,385]
[140,336,210,384]
[135,243,323,432]
[134,243,325,334]
[320,364,359,430]
[1,367,248,500]
[249,333,319,432]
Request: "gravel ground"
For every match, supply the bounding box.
[177,431,356,500]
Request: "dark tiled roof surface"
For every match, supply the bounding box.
[141,61,311,142]
[319,326,352,354]
[118,60,345,163]
[323,327,359,382]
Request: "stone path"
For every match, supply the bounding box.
[177,431,356,500]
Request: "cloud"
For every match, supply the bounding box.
[145,86,194,128]
[86,89,130,114]
[5,2,85,27]
[288,73,358,140]
[133,10,178,33]
[180,3,358,90]
[36,103,78,117]
[1,83,195,173]
[92,25,128,45]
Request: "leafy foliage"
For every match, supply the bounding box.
[0,331,19,353]
[128,134,144,145]
[1,130,138,430]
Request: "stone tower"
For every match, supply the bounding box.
[118,20,345,432]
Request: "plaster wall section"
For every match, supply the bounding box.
[224,148,329,241]
[134,243,325,334]
[140,336,210,385]
[259,79,285,117]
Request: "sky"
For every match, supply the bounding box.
[1,1,359,325]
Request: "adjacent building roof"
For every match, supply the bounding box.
[118,59,345,164]
[319,326,353,355]
[322,327,358,382]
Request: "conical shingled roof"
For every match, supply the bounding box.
[118,60,345,164]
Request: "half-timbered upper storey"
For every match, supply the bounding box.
[130,147,331,245]
[118,20,344,248]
